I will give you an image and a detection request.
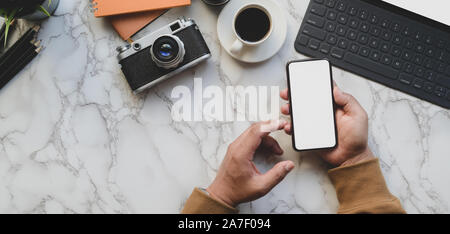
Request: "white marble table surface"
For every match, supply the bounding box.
[0,0,449,214]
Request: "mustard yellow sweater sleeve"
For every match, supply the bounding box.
[182,158,405,214]
[181,188,238,214]
[328,158,405,214]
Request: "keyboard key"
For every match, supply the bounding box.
[381,19,390,28]
[303,25,327,41]
[446,91,450,101]
[381,43,390,53]
[438,63,446,73]
[404,39,413,49]
[349,18,359,28]
[382,31,392,41]
[399,74,413,85]
[311,5,327,16]
[424,82,434,93]
[307,15,326,28]
[435,86,446,97]
[415,44,424,53]
[350,43,359,53]
[348,6,357,16]
[360,23,369,32]
[338,39,348,49]
[413,78,424,89]
[370,51,381,61]
[314,0,324,3]
[337,14,348,24]
[344,53,399,79]
[437,40,445,48]
[437,51,445,61]
[308,39,320,50]
[437,51,449,62]
[414,32,422,41]
[369,38,379,49]
[358,9,368,20]
[425,70,436,81]
[393,35,402,45]
[347,30,357,40]
[391,46,401,57]
[424,59,435,69]
[413,55,423,65]
[336,26,346,36]
[369,15,378,24]
[402,51,412,61]
[336,1,346,11]
[327,10,337,20]
[425,47,434,57]
[391,22,401,32]
[297,36,309,46]
[325,0,336,8]
[327,34,337,45]
[320,43,331,54]
[331,48,344,59]
[358,34,369,44]
[402,26,411,36]
[425,35,433,45]
[359,47,370,57]
[414,67,424,77]
[393,59,403,69]
[370,26,381,36]
[438,51,450,63]
[404,63,414,73]
[381,55,392,65]
[326,22,336,32]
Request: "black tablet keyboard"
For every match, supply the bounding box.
[295,0,450,109]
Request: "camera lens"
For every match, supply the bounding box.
[159,44,174,58]
[151,35,185,69]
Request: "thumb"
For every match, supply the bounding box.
[333,86,363,114]
[260,161,295,191]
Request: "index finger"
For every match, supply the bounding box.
[235,120,287,159]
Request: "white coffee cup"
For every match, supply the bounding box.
[230,3,273,55]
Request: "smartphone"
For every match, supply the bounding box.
[286,59,337,151]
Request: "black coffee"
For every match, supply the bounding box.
[235,7,271,42]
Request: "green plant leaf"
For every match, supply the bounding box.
[38,5,51,17]
[3,8,18,47]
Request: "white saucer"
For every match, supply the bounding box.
[217,0,287,63]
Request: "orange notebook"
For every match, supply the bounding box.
[108,10,166,40]
[92,0,191,17]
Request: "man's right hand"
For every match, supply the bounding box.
[280,84,374,167]
[206,120,295,208]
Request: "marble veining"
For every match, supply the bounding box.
[0,0,449,214]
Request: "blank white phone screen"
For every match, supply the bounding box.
[288,60,336,151]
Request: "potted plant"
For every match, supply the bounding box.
[0,0,60,45]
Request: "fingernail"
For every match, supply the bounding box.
[284,162,294,172]
[279,119,287,126]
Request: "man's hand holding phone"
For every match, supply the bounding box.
[280,85,374,167]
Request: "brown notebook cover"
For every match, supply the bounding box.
[108,10,166,40]
[93,0,190,17]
